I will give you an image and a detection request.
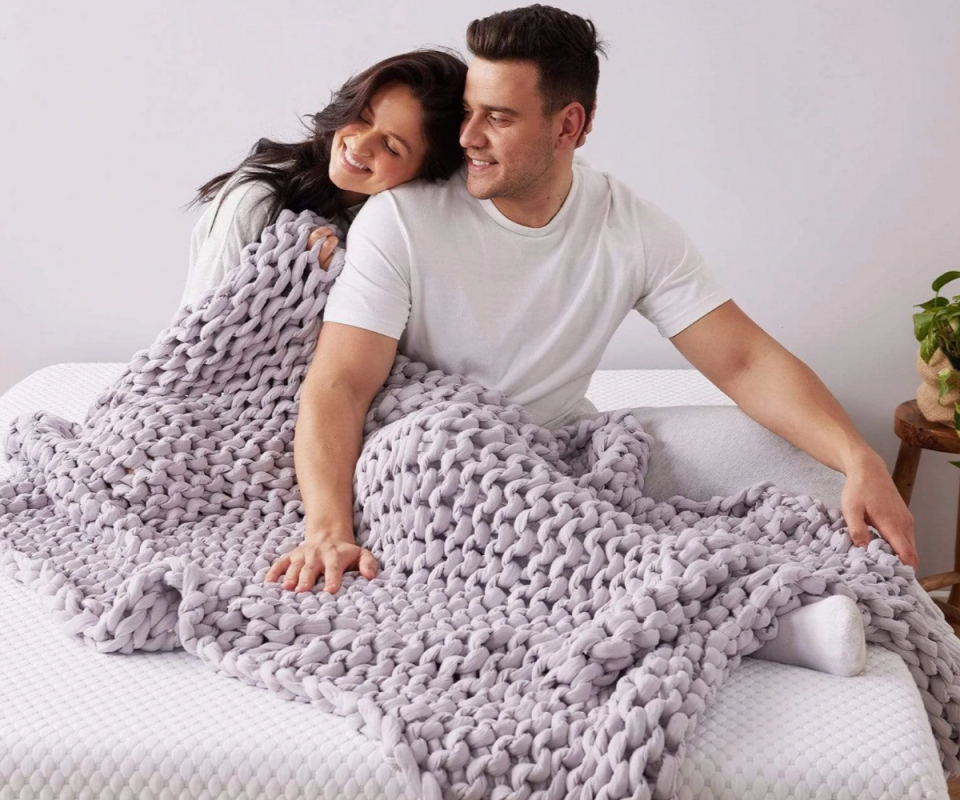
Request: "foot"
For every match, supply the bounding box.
[748,594,867,677]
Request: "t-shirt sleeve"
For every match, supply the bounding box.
[323,192,411,340]
[181,178,273,309]
[632,200,732,339]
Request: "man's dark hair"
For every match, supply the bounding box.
[466,4,607,125]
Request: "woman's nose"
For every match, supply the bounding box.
[350,128,375,156]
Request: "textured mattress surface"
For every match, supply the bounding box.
[0,363,949,800]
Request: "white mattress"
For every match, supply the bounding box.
[0,363,949,800]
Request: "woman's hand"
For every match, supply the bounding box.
[307,226,340,271]
[264,533,378,594]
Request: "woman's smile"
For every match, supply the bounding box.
[340,143,372,174]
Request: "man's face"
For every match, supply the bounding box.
[460,58,556,201]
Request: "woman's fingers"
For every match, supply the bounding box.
[306,226,339,270]
[318,235,339,270]
[307,226,334,249]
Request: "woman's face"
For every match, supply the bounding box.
[330,82,428,202]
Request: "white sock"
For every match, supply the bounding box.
[747,594,866,677]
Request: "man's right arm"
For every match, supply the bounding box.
[296,321,398,547]
[264,321,399,595]
[265,192,412,593]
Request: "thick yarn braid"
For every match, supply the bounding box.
[2,209,959,800]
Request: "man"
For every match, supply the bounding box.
[266,5,918,599]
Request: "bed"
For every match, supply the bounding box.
[0,363,950,800]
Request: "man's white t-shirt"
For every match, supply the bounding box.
[323,161,732,428]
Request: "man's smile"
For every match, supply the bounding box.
[466,154,497,171]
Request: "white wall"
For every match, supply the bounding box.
[2,1,959,573]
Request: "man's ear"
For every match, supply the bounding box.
[555,101,588,151]
[576,100,597,149]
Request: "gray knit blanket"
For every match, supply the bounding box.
[2,209,959,800]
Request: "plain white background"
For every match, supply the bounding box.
[2,1,959,573]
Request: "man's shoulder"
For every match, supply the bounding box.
[382,165,470,211]
[348,167,470,241]
[575,159,643,204]
[572,160,657,232]
[571,163,696,257]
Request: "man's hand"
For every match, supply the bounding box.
[840,451,919,569]
[307,226,340,271]
[264,532,379,594]
[576,100,597,148]
[669,302,921,571]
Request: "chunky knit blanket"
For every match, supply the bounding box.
[2,209,960,800]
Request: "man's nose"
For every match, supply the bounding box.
[459,116,485,150]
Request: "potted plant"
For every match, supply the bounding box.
[913,270,960,465]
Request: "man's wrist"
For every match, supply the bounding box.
[304,519,355,543]
[840,442,885,476]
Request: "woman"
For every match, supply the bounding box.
[180,50,467,593]
[180,49,468,309]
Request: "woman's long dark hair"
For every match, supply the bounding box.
[188,48,468,225]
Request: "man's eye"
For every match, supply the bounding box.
[491,116,506,124]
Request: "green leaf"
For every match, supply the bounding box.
[914,310,936,342]
[921,331,940,362]
[951,460,960,469]
[918,297,950,310]
[955,402,960,432]
[933,271,960,293]
[939,368,956,400]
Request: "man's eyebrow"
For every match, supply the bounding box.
[464,101,520,116]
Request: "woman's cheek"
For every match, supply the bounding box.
[379,164,398,189]
[394,163,417,186]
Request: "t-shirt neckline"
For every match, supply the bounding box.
[477,164,581,238]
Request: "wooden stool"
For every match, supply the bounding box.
[893,400,960,626]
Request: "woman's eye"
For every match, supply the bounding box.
[385,141,399,157]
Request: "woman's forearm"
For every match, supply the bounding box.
[293,381,367,542]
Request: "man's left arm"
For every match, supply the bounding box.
[669,299,919,569]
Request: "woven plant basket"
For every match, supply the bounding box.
[916,347,960,427]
